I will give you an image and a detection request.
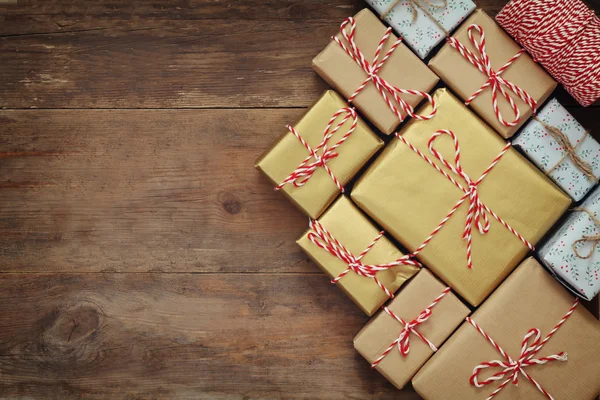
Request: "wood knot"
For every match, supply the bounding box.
[220,192,242,215]
[44,301,104,345]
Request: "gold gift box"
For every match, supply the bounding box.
[429,9,556,138]
[313,8,439,135]
[255,90,383,219]
[351,88,570,306]
[354,268,470,389]
[413,257,600,400]
[297,195,419,316]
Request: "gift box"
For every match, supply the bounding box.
[354,268,469,389]
[255,90,383,219]
[297,195,419,316]
[539,186,600,301]
[313,8,440,135]
[366,0,476,59]
[513,98,600,201]
[412,257,600,400]
[351,88,571,306]
[428,9,556,138]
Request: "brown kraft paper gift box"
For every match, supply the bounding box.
[354,268,470,389]
[297,196,419,316]
[412,257,600,400]
[313,8,439,135]
[429,9,556,139]
[351,88,571,306]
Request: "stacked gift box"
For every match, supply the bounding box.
[255,0,600,398]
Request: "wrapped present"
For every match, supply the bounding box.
[539,186,600,301]
[312,8,440,135]
[354,268,469,389]
[351,88,571,306]
[366,0,476,59]
[255,90,383,219]
[513,98,600,201]
[297,196,420,316]
[412,257,600,400]
[428,9,557,138]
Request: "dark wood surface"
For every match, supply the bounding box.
[0,1,598,399]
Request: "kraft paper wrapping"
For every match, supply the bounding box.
[412,257,600,400]
[312,8,439,135]
[354,268,469,389]
[297,196,419,316]
[428,9,556,139]
[351,88,571,306]
[255,90,383,219]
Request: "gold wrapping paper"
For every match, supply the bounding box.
[428,9,556,139]
[412,257,600,400]
[312,8,439,135]
[255,90,383,219]
[351,88,571,306]
[354,268,470,389]
[297,195,419,316]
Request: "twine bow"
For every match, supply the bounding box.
[572,207,600,259]
[380,0,450,36]
[333,17,437,123]
[275,107,358,192]
[447,24,537,127]
[307,219,420,298]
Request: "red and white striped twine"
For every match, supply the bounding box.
[307,219,421,298]
[496,0,600,107]
[275,107,358,193]
[396,130,534,269]
[333,17,437,123]
[467,299,578,400]
[371,287,451,367]
[447,24,537,127]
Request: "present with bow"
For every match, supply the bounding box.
[412,257,600,400]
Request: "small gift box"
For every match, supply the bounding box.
[297,195,420,316]
[313,8,440,135]
[351,88,571,306]
[413,257,600,400]
[539,186,600,301]
[513,98,600,201]
[354,268,469,389]
[255,90,383,219]
[366,0,476,59]
[429,9,557,138]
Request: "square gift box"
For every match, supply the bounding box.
[313,8,439,135]
[412,257,600,400]
[351,88,571,306]
[428,9,557,138]
[513,98,600,201]
[297,195,419,316]
[539,186,600,301]
[354,268,469,389]
[366,0,476,59]
[255,90,383,219]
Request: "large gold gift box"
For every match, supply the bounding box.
[429,9,556,138]
[255,90,383,219]
[313,9,439,135]
[351,88,571,306]
[297,196,419,316]
[413,257,600,400]
[354,268,470,389]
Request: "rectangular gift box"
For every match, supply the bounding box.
[539,186,600,301]
[412,257,600,400]
[354,268,469,389]
[513,98,600,201]
[428,9,557,139]
[297,195,419,316]
[351,88,571,306]
[255,90,383,219]
[366,0,476,59]
[313,8,439,135]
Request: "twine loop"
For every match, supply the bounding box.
[572,207,600,259]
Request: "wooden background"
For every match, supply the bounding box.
[1,1,599,399]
